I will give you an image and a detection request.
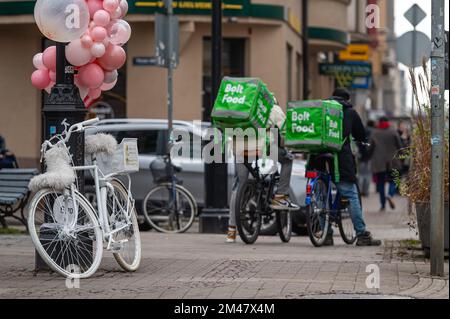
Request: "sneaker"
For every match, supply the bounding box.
[323,234,334,246]
[356,231,382,246]
[226,227,237,243]
[387,196,396,210]
[270,195,300,211]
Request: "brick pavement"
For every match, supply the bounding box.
[0,194,448,299]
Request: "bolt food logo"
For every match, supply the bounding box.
[291,111,315,133]
[222,83,246,104]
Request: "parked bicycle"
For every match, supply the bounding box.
[235,157,292,244]
[27,118,141,278]
[304,153,357,247]
[142,155,197,233]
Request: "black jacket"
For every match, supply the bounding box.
[330,96,367,183]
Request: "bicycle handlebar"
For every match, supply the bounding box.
[39,118,100,160]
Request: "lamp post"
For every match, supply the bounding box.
[199,0,229,233]
[36,43,87,271]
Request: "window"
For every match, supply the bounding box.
[203,38,246,120]
[287,44,293,101]
[296,53,302,100]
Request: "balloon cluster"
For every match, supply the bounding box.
[31,0,131,107]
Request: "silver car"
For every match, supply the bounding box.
[86,119,308,234]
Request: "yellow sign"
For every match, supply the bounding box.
[339,44,370,61]
[287,8,301,34]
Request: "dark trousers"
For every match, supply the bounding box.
[375,172,396,209]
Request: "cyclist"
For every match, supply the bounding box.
[320,88,381,247]
[226,102,299,243]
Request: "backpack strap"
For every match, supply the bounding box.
[333,152,340,183]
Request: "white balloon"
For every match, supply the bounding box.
[104,70,118,83]
[107,19,131,46]
[34,0,90,42]
[91,42,106,58]
[33,53,46,70]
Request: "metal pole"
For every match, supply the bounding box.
[430,0,445,277]
[302,0,309,99]
[411,25,416,110]
[165,0,174,154]
[37,42,87,271]
[199,0,229,233]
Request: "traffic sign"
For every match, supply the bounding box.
[155,13,180,68]
[396,30,431,67]
[133,56,162,66]
[404,4,426,28]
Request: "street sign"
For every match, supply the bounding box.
[319,62,372,89]
[155,13,180,68]
[404,4,427,28]
[397,30,431,67]
[339,44,370,61]
[133,56,161,66]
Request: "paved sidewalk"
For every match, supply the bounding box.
[0,194,448,299]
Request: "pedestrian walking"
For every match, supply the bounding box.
[370,116,403,211]
[358,120,375,197]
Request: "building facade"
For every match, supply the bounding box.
[1,0,353,166]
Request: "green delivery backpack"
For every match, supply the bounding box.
[285,100,344,153]
[211,77,275,130]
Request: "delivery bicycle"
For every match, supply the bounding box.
[27,118,141,278]
[234,156,292,244]
[304,153,357,247]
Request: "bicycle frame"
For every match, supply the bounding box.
[305,171,344,223]
[72,159,134,248]
[243,162,278,215]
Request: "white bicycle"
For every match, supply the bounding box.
[27,118,141,278]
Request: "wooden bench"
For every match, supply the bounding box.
[0,168,38,230]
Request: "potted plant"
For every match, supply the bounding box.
[396,64,449,257]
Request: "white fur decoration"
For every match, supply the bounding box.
[85,133,117,156]
[29,146,76,192]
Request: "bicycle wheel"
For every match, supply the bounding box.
[276,210,292,243]
[28,188,103,278]
[107,179,142,272]
[306,179,330,247]
[235,180,261,244]
[143,183,196,234]
[338,201,357,245]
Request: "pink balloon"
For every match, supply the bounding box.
[66,39,93,66]
[89,88,102,99]
[100,78,118,91]
[119,0,129,17]
[49,70,56,82]
[81,35,94,48]
[78,63,105,89]
[78,86,89,99]
[31,69,51,90]
[87,0,104,18]
[91,43,106,58]
[103,0,119,13]
[91,26,107,42]
[93,10,111,27]
[45,82,55,94]
[42,46,56,71]
[111,7,122,19]
[97,44,126,71]
[104,70,118,83]
[33,53,46,70]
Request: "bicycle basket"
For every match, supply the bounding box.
[96,138,139,175]
[150,158,172,183]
